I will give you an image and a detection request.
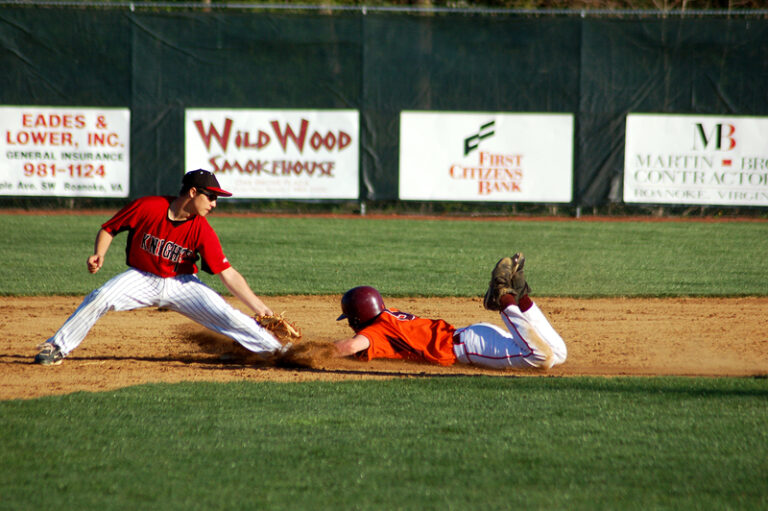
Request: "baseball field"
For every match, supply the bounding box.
[1,211,767,509]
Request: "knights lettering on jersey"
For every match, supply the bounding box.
[140,232,194,264]
[141,233,163,256]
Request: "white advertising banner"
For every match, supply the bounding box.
[0,106,130,197]
[185,109,359,199]
[624,114,768,206]
[399,111,573,202]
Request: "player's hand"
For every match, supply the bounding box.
[251,301,274,317]
[87,254,104,274]
[255,305,274,317]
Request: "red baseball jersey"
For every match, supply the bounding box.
[101,196,231,277]
[356,309,458,366]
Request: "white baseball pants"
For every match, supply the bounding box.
[453,301,567,370]
[46,268,282,358]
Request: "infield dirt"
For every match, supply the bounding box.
[2,295,766,400]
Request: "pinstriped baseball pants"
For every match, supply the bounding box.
[47,268,282,358]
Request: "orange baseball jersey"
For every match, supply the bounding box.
[355,309,458,366]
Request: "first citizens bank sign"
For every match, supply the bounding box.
[399,111,573,203]
[624,113,768,207]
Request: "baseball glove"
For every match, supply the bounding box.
[255,312,302,344]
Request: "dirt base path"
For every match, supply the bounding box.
[2,296,766,400]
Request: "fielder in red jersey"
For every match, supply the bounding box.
[334,254,567,370]
[100,195,230,277]
[35,169,285,366]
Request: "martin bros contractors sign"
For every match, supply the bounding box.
[0,106,130,197]
[624,114,768,206]
[185,109,359,199]
[398,111,573,202]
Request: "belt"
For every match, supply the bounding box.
[452,330,467,364]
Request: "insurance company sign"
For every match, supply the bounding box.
[624,114,768,206]
[0,106,130,197]
[185,109,359,199]
[399,111,573,202]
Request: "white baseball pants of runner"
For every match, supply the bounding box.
[452,301,567,369]
[46,268,283,358]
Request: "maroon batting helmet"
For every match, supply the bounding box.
[337,286,385,330]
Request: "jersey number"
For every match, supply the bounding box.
[385,310,416,322]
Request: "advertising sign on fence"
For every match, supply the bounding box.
[185,109,359,199]
[624,114,768,206]
[0,106,130,197]
[398,111,573,202]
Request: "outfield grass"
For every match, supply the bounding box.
[1,214,767,296]
[1,377,766,510]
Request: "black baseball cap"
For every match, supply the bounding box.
[182,169,232,197]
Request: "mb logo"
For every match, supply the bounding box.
[694,123,736,151]
[464,120,495,156]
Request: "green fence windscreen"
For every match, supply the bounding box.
[1,8,766,206]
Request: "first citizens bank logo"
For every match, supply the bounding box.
[450,120,524,195]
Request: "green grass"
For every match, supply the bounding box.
[1,213,767,296]
[2,377,767,511]
[2,213,767,510]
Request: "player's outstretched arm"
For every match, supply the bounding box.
[334,334,371,357]
[87,229,114,274]
[218,267,274,317]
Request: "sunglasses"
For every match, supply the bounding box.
[197,189,218,201]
